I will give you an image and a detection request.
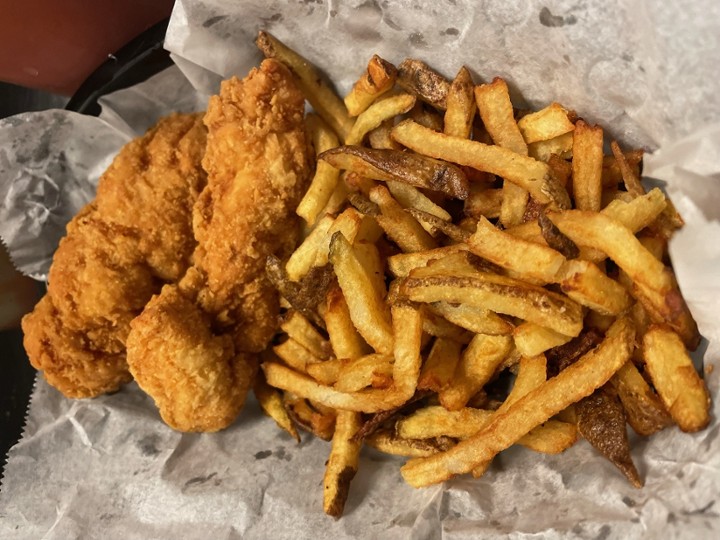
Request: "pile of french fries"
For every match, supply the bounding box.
[254,31,711,517]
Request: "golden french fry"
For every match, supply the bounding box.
[368,120,402,150]
[286,214,335,281]
[398,406,493,439]
[438,334,513,411]
[642,325,710,432]
[334,353,394,392]
[386,180,451,223]
[426,301,513,336]
[602,150,643,188]
[572,121,604,211]
[417,337,463,393]
[345,93,416,145]
[320,145,470,200]
[517,102,575,144]
[296,114,341,225]
[513,322,573,358]
[444,66,476,138]
[256,30,353,140]
[344,54,398,116]
[555,258,631,316]
[369,185,438,252]
[468,216,566,284]
[254,376,300,442]
[307,358,346,386]
[329,231,393,354]
[527,131,574,162]
[281,311,333,360]
[400,317,634,487]
[390,302,424,396]
[364,430,453,457]
[474,78,529,227]
[402,265,583,337]
[391,120,571,210]
[273,338,324,373]
[283,394,336,441]
[314,207,367,266]
[387,245,469,278]
[324,286,369,360]
[464,185,504,219]
[324,410,362,517]
[397,59,450,110]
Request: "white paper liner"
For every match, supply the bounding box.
[1,1,719,537]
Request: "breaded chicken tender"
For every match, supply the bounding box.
[127,59,312,431]
[22,114,207,398]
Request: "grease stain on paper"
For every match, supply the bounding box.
[539,7,577,27]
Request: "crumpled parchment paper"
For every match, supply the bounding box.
[1,1,719,538]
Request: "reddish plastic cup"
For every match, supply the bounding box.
[0,0,175,95]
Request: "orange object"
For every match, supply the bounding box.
[0,0,174,95]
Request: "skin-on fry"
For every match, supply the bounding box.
[475,77,531,227]
[517,102,575,144]
[642,325,710,432]
[612,360,672,436]
[402,265,583,337]
[397,58,451,110]
[538,212,579,259]
[314,207,368,266]
[387,180,451,222]
[369,185,438,253]
[444,66,476,139]
[438,333,513,411]
[254,376,300,442]
[572,121,604,211]
[345,93,416,146]
[296,114,341,225]
[400,317,634,487]
[344,54,398,116]
[426,301,513,336]
[256,31,353,140]
[329,231,393,354]
[365,430,454,457]
[283,394,336,441]
[319,145,470,199]
[323,410,362,517]
[391,119,571,210]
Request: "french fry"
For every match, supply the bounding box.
[438,334,513,411]
[281,311,333,360]
[369,185,438,252]
[284,394,336,441]
[601,149,643,188]
[464,185,503,219]
[256,31,353,140]
[391,120,571,209]
[612,360,672,436]
[426,301,513,336]
[398,406,494,439]
[475,78,529,227]
[405,209,469,244]
[417,337,463,393]
[334,353,394,392]
[273,338,324,373]
[307,358,346,386]
[571,121,604,211]
[386,180,451,222]
[517,102,575,144]
[387,245,469,278]
[324,285,369,360]
[324,411,362,517]
[254,376,300,442]
[513,322,573,358]
[642,325,710,432]
[314,207,368,266]
[421,310,473,344]
[390,302,424,396]
[368,120,402,150]
[286,214,335,281]
[344,54,398,116]
[397,59,450,110]
[527,131,574,162]
[364,430,453,457]
[555,258,632,316]
[296,114,341,225]
[537,212,579,259]
[400,317,634,487]
[319,145,470,199]
[410,102,444,131]
[345,93,416,145]
[329,232,393,354]
[443,66,476,139]
[402,265,583,337]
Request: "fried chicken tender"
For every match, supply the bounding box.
[127,59,312,431]
[22,114,207,398]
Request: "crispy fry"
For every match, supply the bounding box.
[254,376,300,442]
[572,121,604,211]
[320,145,469,199]
[444,66,476,138]
[642,325,710,432]
[369,185,438,252]
[365,430,453,457]
[397,59,450,110]
[280,310,333,360]
[334,353,394,392]
[324,410,362,517]
[286,214,335,281]
[418,337,463,392]
[612,360,672,436]
[345,93,416,145]
[284,394,336,440]
[329,232,393,354]
[344,55,398,116]
[517,103,575,144]
[426,301,513,336]
[464,185,504,220]
[513,322,573,358]
[387,245,469,278]
[296,114,341,225]
[273,338,324,373]
[307,358,346,386]
[528,131,574,162]
[391,120,571,209]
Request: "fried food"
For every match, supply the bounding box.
[22,114,207,398]
[127,59,312,431]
